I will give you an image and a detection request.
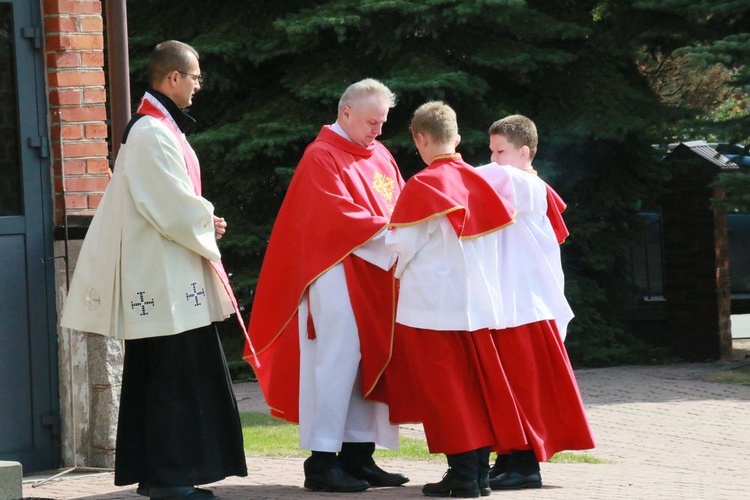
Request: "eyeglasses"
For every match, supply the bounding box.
[178,71,203,83]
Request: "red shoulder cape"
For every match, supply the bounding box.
[389,154,515,237]
[244,126,404,421]
[545,184,569,244]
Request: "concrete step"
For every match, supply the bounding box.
[0,461,21,500]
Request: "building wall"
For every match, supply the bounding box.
[44,0,120,469]
[44,0,109,221]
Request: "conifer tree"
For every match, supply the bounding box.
[124,0,740,365]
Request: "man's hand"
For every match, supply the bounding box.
[214,216,227,239]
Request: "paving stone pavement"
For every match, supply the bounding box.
[22,343,750,500]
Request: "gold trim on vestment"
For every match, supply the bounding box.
[245,222,391,360]
[363,269,397,399]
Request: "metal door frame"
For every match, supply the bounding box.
[0,0,60,473]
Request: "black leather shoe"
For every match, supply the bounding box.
[167,488,218,500]
[488,453,509,480]
[422,469,480,498]
[487,463,504,480]
[478,474,491,497]
[151,487,218,499]
[345,463,409,487]
[488,471,542,490]
[304,467,370,492]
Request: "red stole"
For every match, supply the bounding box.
[390,154,515,237]
[136,94,255,357]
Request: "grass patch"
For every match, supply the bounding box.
[703,363,750,385]
[241,412,437,460]
[241,412,601,464]
[548,451,604,464]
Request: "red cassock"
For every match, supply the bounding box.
[489,320,595,460]
[493,183,594,460]
[384,154,531,455]
[243,126,404,422]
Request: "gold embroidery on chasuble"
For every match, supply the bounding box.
[372,171,396,213]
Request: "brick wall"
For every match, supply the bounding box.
[44,0,109,224]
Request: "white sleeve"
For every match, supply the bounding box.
[476,163,516,204]
[476,163,541,214]
[385,221,433,279]
[123,121,220,262]
[352,227,397,271]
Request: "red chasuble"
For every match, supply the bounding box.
[244,126,404,422]
[389,154,515,237]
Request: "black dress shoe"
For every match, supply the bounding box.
[478,474,491,497]
[150,486,218,499]
[304,467,370,492]
[488,471,542,490]
[488,453,509,480]
[345,463,409,487]
[487,463,504,480]
[165,488,218,500]
[422,469,480,498]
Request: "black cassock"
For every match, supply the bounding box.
[114,324,247,487]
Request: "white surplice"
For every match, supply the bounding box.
[476,162,574,339]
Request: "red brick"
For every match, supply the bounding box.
[52,124,84,140]
[44,0,102,16]
[48,33,103,50]
[70,34,104,50]
[54,195,65,224]
[60,159,86,175]
[45,34,72,50]
[49,89,82,105]
[83,88,106,104]
[64,140,109,158]
[52,141,62,161]
[86,157,111,174]
[47,51,81,68]
[64,193,87,209]
[44,15,77,33]
[87,193,104,209]
[65,175,109,193]
[84,123,108,139]
[80,51,104,67]
[80,16,103,33]
[58,105,107,122]
[49,70,106,88]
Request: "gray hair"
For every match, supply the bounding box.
[338,78,396,112]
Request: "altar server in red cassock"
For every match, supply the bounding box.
[476,114,595,491]
[244,79,408,493]
[384,101,529,498]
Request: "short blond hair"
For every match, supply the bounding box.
[410,101,458,144]
[338,78,396,112]
[489,114,538,159]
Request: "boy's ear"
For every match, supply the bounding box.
[454,134,461,148]
[520,145,531,160]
